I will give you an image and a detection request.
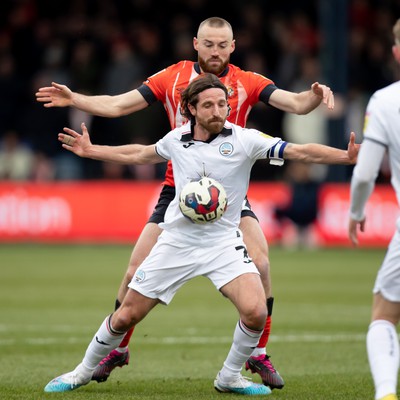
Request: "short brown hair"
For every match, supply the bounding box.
[394,18,400,45]
[197,17,233,36]
[180,73,228,119]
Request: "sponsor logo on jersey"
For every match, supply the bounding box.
[259,132,273,139]
[219,142,234,156]
[183,142,195,148]
[363,112,370,132]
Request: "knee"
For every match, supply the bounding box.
[112,307,138,331]
[242,303,268,331]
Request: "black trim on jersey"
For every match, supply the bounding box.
[154,145,169,161]
[180,127,193,142]
[137,84,157,105]
[180,124,233,142]
[364,136,388,149]
[259,84,278,105]
[194,62,229,77]
[148,185,176,224]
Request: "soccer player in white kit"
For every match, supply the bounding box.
[44,73,358,396]
[348,19,400,400]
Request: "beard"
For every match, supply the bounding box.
[198,55,229,76]
[199,118,225,134]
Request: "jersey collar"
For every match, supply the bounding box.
[180,122,232,142]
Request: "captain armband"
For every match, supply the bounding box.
[268,141,287,166]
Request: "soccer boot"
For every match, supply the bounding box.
[378,395,398,400]
[245,354,284,389]
[214,372,272,395]
[91,349,130,383]
[44,364,91,392]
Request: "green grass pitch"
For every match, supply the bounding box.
[0,244,388,399]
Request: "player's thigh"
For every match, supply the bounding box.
[240,215,270,292]
[240,216,269,261]
[127,222,162,272]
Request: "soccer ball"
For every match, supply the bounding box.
[179,177,228,224]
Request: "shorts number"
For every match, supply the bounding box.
[235,245,253,264]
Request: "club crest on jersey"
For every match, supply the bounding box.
[226,86,234,97]
[134,269,146,283]
[219,142,234,156]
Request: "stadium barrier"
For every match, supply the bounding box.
[0,181,396,247]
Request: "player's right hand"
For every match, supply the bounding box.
[58,123,91,158]
[36,82,73,107]
[348,218,365,247]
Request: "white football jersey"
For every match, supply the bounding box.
[155,120,286,245]
[350,81,400,224]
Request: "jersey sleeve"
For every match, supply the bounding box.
[242,70,276,103]
[141,62,184,103]
[349,90,389,221]
[350,139,386,220]
[155,131,174,161]
[363,92,389,147]
[239,128,286,163]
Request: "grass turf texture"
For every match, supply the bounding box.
[0,244,387,399]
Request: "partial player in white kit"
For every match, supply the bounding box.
[348,18,400,400]
[44,73,358,396]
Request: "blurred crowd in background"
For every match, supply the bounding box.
[0,0,399,182]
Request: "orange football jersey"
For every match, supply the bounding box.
[142,61,275,186]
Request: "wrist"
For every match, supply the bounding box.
[70,92,80,107]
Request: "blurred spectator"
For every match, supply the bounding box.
[101,38,144,95]
[276,54,327,248]
[274,162,320,249]
[281,54,329,181]
[31,151,55,181]
[0,52,23,134]
[69,39,103,94]
[0,130,34,180]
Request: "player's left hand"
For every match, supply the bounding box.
[348,217,365,246]
[347,131,360,164]
[311,82,334,110]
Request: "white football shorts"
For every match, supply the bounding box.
[128,230,259,304]
[373,229,400,302]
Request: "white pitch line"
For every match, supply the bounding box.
[0,333,369,346]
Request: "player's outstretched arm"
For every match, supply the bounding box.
[58,123,164,165]
[283,131,359,165]
[36,82,149,117]
[269,82,334,115]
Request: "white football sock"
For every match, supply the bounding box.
[251,347,266,357]
[116,346,129,353]
[81,315,126,370]
[367,320,399,400]
[219,320,262,381]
